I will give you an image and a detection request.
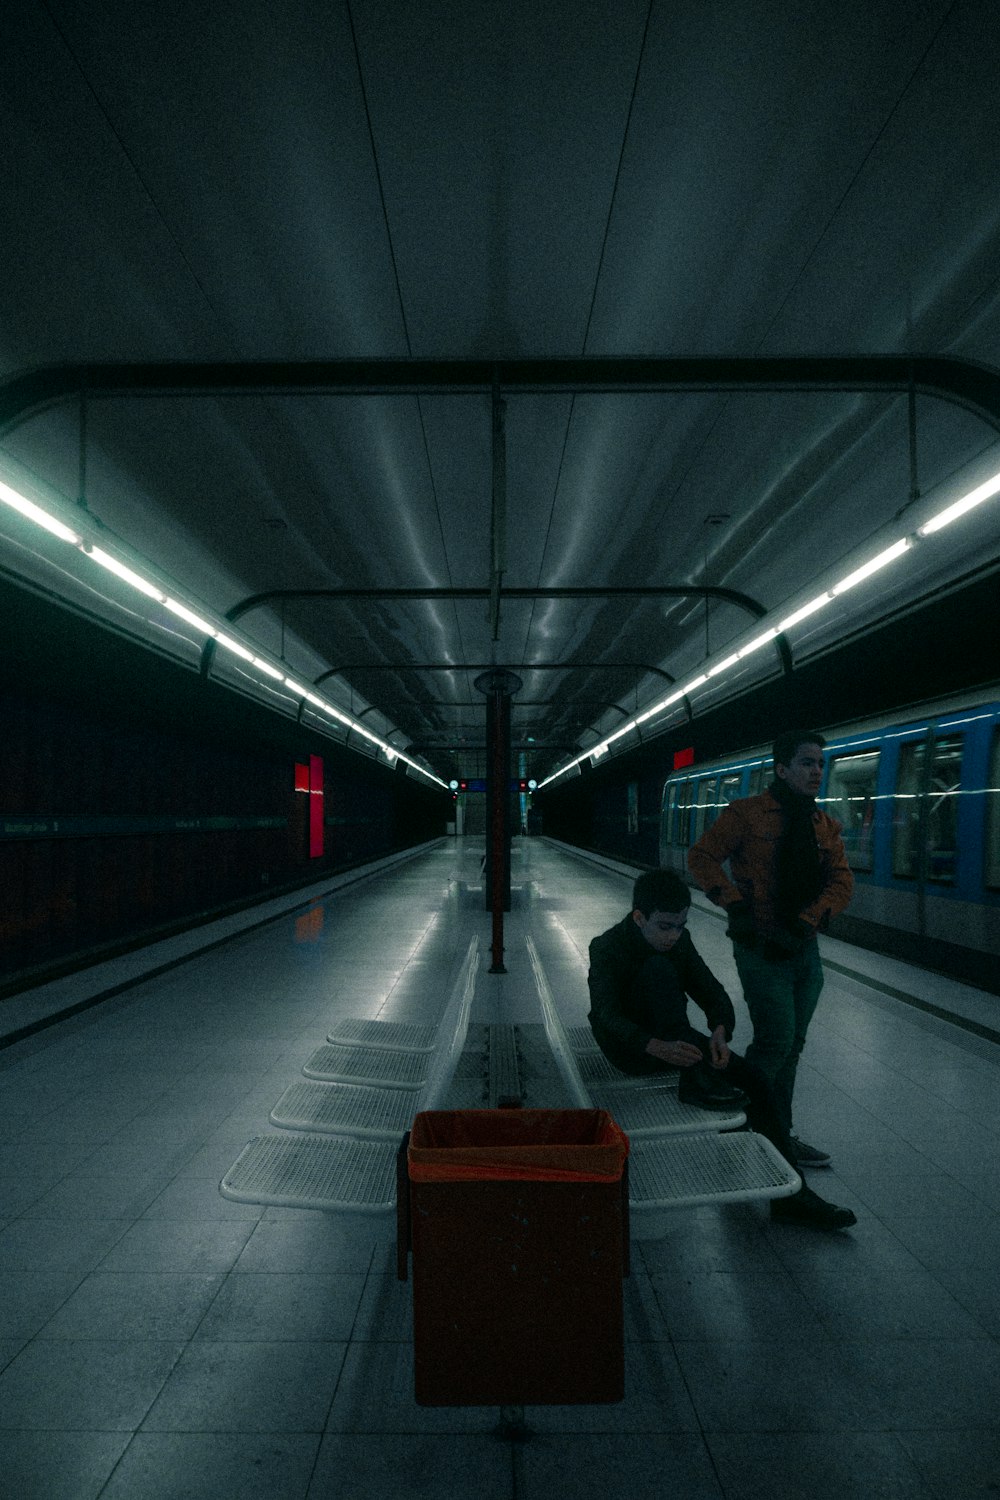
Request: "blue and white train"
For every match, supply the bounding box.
[658,690,1000,993]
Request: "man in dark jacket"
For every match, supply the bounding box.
[688,730,853,1168]
[588,868,856,1231]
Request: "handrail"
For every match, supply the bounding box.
[418,935,480,1111]
[525,934,591,1109]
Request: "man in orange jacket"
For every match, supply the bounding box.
[688,730,853,1170]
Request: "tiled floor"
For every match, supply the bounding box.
[1,838,999,1498]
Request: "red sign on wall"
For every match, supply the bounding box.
[308,755,324,858]
[673,746,695,770]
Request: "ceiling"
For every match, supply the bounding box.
[2,0,1000,786]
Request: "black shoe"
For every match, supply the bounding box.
[770,1185,856,1231]
[678,1068,747,1111]
[789,1134,832,1169]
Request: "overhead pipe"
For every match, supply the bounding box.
[4,355,1000,434]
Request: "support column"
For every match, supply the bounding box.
[474,669,522,974]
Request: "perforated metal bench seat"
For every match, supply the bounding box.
[588,1081,744,1137]
[567,1024,682,1090]
[270,1078,422,1139]
[220,1132,398,1214]
[528,936,745,1137]
[303,1043,430,1088]
[629,1130,800,1210]
[575,1049,680,1089]
[326,1017,439,1052]
[565,1024,601,1053]
[221,938,481,1212]
[218,1120,799,1218]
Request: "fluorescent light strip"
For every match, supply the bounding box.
[252,657,284,681]
[0,479,83,545]
[543,530,919,785]
[164,598,217,636]
[831,538,910,594]
[708,652,740,677]
[9,454,998,796]
[738,627,778,658]
[215,632,256,663]
[0,474,447,787]
[777,592,832,631]
[88,546,166,602]
[639,688,687,721]
[919,468,1000,535]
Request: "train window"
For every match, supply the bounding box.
[893,744,922,879]
[892,735,963,883]
[662,783,678,847]
[719,772,743,808]
[824,751,879,872]
[673,779,694,845]
[986,730,1000,890]
[747,764,766,797]
[692,778,718,842]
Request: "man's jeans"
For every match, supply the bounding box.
[629,954,799,1165]
[734,939,824,1134]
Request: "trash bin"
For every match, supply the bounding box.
[400,1107,629,1407]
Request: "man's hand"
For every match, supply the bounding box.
[708,1025,730,1069]
[725,900,756,947]
[761,919,815,960]
[645,1037,704,1067]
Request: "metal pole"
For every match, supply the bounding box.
[489,682,508,974]
[475,669,522,975]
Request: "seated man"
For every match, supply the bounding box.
[588,868,856,1231]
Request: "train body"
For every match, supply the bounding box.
[658,690,1000,994]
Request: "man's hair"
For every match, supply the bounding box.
[773,728,826,769]
[632,868,691,916]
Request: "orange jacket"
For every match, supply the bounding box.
[687,790,853,938]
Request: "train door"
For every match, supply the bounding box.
[891,727,964,939]
[659,781,677,868]
[747,762,767,796]
[986,725,1000,894]
[823,746,880,877]
[691,777,718,844]
[718,770,744,813]
[659,776,694,871]
[674,778,694,850]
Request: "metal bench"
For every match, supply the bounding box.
[302,1042,430,1089]
[525,936,799,1214]
[325,1016,439,1052]
[220,935,480,1216]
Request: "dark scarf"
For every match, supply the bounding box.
[769,777,823,928]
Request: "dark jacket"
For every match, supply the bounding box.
[587,915,736,1073]
[688,790,853,939]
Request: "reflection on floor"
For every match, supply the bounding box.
[1,838,999,1499]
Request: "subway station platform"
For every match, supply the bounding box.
[1,838,999,1499]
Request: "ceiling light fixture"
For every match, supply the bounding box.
[539,464,1000,789]
[164,598,218,636]
[918,468,1000,535]
[830,538,910,594]
[707,652,741,678]
[738,627,779,659]
[0,478,83,545]
[252,657,284,681]
[777,592,833,631]
[87,545,166,602]
[215,632,256,663]
[0,470,446,788]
